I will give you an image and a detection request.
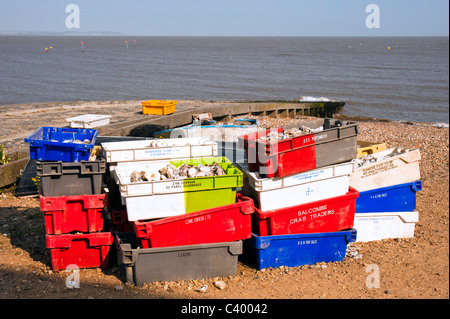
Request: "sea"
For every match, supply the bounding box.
[0,36,448,124]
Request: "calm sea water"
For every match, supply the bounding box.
[0,36,448,123]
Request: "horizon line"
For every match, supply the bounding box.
[0,32,448,38]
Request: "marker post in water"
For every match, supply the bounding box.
[133,39,136,48]
[81,41,84,53]
[125,40,128,50]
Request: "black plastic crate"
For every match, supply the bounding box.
[115,232,242,286]
[36,160,106,197]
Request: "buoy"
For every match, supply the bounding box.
[387,46,391,50]
[50,46,53,49]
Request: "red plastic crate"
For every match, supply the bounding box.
[238,128,283,172]
[109,208,127,225]
[238,127,316,177]
[108,208,134,233]
[46,232,114,272]
[40,194,108,235]
[132,194,255,248]
[252,187,359,236]
[237,119,357,178]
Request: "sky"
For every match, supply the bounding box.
[0,0,448,36]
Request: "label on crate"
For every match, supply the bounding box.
[184,214,212,225]
[312,133,327,142]
[289,204,336,225]
[154,179,205,193]
[360,160,398,178]
[290,169,326,182]
[369,192,388,200]
[297,239,318,245]
[136,147,188,160]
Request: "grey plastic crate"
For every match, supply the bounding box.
[115,232,242,286]
[36,160,106,197]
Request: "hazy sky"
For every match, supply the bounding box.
[0,0,448,36]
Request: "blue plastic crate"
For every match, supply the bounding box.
[24,127,99,162]
[242,229,357,269]
[355,180,422,213]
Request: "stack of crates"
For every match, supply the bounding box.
[25,127,113,272]
[236,118,359,270]
[101,137,254,285]
[350,146,422,242]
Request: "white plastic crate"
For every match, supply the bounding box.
[66,114,111,128]
[112,157,242,221]
[101,137,218,164]
[353,211,419,242]
[350,148,421,193]
[122,192,186,221]
[112,157,240,197]
[236,160,357,211]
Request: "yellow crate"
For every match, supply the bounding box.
[141,100,177,115]
[356,141,387,158]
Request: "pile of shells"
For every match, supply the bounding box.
[130,162,226,182]
[258,125,323,142]
[353,154,380,168]
[353,148,407,168]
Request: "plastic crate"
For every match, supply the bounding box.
[107,208,134,233]
[101,137,218,164]
[46,231,114,272]
[237,118,358,178]
[355,180,422,213]
[237,160,356,211]
[66,114,111,129]
[36,160,106,197]
[242,228,356,270]
[40,193,107,235]
[112,157,243,220]
[356,141,387,158]
[115,232,242,285]
[350,148,421,193]
[133,194,254,248]
[353,211,419,242]
[24,127,99,162]
[252,187,359,236]
[141,100,177,115]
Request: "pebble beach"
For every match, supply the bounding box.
[0,100,448,299]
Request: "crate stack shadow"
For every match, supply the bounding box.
[25,127,112,272]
